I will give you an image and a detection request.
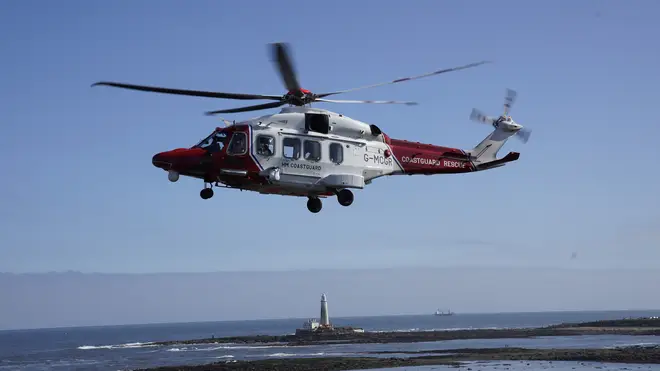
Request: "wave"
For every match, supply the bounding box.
[211,345,290,350]
[263,351,350,358]
[77,342,157,350]
[78,341,293,352]
[164,348,345,358]
[267,352,326,357]
[165,344,293,352]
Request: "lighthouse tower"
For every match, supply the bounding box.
[320,293,330,327]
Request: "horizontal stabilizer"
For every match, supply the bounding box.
[475,152,520,170]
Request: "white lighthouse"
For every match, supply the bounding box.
[295,293,364,335]
[320,293,330,326]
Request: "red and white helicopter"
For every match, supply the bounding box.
[92,43,530,213]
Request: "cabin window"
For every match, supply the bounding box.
[227,132,247,155]
[283,137,301,159]
[256,135,275,157]
[329,142,343,164]
[303,140,321,162]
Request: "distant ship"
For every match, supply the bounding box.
[434,309,454,316]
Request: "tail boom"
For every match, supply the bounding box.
[384,130,521,175]
[386,138,476,175]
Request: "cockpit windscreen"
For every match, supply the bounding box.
[193,131,228,153]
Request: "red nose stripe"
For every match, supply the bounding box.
[152,148,207,171]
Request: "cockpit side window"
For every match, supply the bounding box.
[256,135,275,157]
[227,132,248,156]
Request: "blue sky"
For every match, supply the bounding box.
[1,0,659,273]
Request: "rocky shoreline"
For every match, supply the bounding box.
[549,317,660,328]
[133,345,660,371]
[150,317,660,348]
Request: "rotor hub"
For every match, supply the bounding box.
[284,88,315,106]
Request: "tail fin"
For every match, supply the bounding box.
[466,126,517,163]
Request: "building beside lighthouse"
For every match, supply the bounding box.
[295,293,364,336]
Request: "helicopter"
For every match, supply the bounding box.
[92,43,531,213]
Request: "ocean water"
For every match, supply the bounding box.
[1,310,660,371]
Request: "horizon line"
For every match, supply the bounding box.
[2,265,656,275]
[2,308,660,333]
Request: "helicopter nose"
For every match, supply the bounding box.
[151,148,209,171]
[152,151,172,170]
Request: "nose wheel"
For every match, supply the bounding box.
[200,183,214,200]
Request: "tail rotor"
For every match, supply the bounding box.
[469,108,496,126]
[469,88,531,144]
[503,88,517,117]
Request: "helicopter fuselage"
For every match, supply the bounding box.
[151,107,479,204]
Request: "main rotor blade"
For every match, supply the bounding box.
[317,61,491,98]
[91,82,282,101]
[316,98,418,105]
[204,101,286,115]
[270,42,301,92]
[503,88,517,116]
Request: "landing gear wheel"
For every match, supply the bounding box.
[307,197,322,213]
[200,187,214,200]
[337,189,354,207]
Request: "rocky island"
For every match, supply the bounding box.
[150,316,660,347]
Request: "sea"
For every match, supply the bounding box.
[2,310,660,371]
